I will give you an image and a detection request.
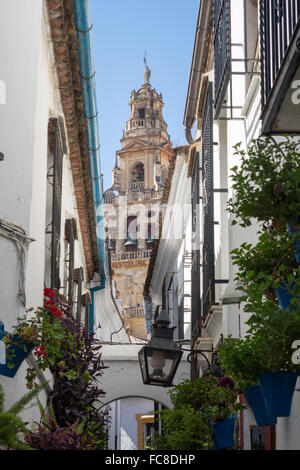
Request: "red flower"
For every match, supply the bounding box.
[44,288,56,298]
[51,305,63,318]
[44,300,55,309]
[34,345,48,357]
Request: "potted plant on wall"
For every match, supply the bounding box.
[166,375,244,450]
[224,134,300,422]
[0,322,35,378]
[0,288,71,381]
[221,272,300,419]
[218,335,277,427]
[230,229,300,311]
[228,136,300,230]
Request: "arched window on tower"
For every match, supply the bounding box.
[130,162,145,191]
[124,215,138,250]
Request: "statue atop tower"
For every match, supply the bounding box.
[144,65,151,85]
[143,53,151,85]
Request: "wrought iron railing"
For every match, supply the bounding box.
[202,83,215,320]
[260,0,300,106]
[213,0,231,118]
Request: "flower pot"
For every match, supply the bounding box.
[286,218,300,263]
[0,323,34,378]
[211,415,236,450]
[244,385,277,426]
[258,372,298,417]
[275,281,295,311]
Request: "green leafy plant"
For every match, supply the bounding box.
[218,335,268,391]
[0,382,46,450]
[152,406,214,450]
[228,135,300,228]
[152,375,244,450]
[169,375,243,423]
[24,399,100,450]
[231,229,299,297]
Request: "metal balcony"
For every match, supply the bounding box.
[260,0,300,133]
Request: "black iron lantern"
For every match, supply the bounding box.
[138,310,183,387]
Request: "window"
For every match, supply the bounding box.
[65,218,78,312]
[131,163,144,183]
[138,108,145,118]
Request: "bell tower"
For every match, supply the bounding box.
[104,64,174,340]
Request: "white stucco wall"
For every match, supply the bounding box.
[0,0,93,420]
[100,344,189,409]
[120,397,154,450]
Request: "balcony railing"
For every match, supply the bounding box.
[103,189,163,204]
[130,181,145,191]
[111,250,152,262]
[123,307,145,318]
[260,0,300,106]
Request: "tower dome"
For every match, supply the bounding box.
[124,65,168,139]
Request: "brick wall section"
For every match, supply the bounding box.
[47,0,99,280]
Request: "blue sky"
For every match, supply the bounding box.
[91,0,199,191]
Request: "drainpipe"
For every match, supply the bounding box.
[73,0,106,284]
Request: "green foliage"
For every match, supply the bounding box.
[169,375,242,422]
[0,382,46,450]
[152,406,214,450]
[228,136,300,227]
[169,375,218,410]
[220,135,300,385]
[231,229,298,293]
[218,335,269,391]
[152,375,244,450]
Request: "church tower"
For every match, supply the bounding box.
[104,64,174,339]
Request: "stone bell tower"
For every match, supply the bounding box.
[104,63,174,340]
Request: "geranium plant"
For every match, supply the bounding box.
[5,288,76,388]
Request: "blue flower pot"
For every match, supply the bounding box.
[0,323,34,378]
[258,372,298,417]
[245,385,277,426]
[286,219,300,263]
[275,282,295,311]
[211,415,236,450]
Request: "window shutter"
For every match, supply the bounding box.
[74,267,83,323]
[65,218,77,312]
[49,118,63,290]
[202,83,215,320]
[84,294,91,331]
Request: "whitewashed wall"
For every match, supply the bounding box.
[0,0,89,420]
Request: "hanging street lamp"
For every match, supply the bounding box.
[138,309,183,387]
